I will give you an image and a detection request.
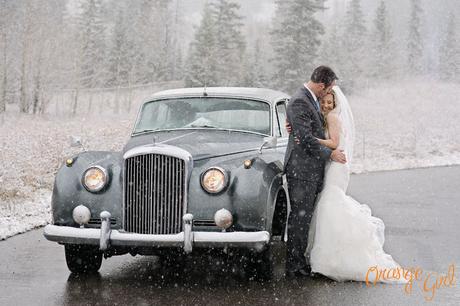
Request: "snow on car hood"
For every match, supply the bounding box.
[123,130,265,160]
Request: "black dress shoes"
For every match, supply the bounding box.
[286,266,312,278]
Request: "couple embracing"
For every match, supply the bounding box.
[283,66,405,282]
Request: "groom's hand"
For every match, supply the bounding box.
[331,149,347,163]
[285,120,292,134]
[285,120,301,144]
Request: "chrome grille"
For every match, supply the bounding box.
[124,154,185,234]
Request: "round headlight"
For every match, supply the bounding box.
[201,167,228,194]
[82,166,108,192]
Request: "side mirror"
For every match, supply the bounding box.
[70,136,82,148]
[259,136,277,154]
[70,136,86,151]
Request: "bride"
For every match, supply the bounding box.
[304,86,406,283]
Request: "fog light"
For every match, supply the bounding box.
[73,205,91,225]
[214,208,233,230]
[243,159,252,169]
[66,158,74,167]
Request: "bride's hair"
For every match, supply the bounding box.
[322,90,336,129]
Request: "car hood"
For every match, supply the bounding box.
[124,130,265,160]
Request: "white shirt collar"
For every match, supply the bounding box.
[304,83,318,102]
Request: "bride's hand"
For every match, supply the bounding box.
[331,149,347,163]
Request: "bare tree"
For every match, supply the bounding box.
[0,4,7,114]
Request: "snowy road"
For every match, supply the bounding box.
[0,166,459,305]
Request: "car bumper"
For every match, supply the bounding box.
[43,225,270,252]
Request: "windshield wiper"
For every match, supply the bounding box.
[189,124,218,128]
[133,129,159,134]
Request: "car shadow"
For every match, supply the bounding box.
[61,244,336,305]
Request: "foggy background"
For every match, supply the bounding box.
[1,0,460,238]
[0,0,459,115]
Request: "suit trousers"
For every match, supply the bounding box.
[285,177,322,272]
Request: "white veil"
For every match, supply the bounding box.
[329,86,355,164]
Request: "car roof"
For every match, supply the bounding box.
[145,87,290,104]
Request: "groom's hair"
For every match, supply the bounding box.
[311,66,338,87]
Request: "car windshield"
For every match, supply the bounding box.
[134,97,271,135]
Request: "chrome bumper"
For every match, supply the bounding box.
[43,212,270,253]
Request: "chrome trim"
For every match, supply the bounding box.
[99,211,111,251]
[183,214,194,253]
[200,166,229,194]
[122,144,193,235]
[123,144,193,161]
[81,165,109,193]
[43,225,270,251]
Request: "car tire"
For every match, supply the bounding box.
[243,245,273,282]
[65,244,103,274]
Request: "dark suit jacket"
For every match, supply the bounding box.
[283,86,332,182]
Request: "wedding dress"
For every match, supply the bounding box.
[305,87,406,283]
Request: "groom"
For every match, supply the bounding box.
[284,65,346,277]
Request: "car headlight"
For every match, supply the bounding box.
[82,166,108,192]
[201,167,228,194]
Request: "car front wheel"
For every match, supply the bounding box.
[64,244,103,273]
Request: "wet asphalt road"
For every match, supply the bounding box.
[1,166,459,306]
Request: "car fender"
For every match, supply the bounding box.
[51,151,123,227]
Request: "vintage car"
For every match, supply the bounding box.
[43,87,290,278]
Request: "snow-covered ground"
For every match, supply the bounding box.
[1,80,459,240]
[0,113,134,240]
[350,80,460,172]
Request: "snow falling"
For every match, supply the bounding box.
[1,0,460,239]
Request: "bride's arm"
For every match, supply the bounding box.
[317,114,340,149]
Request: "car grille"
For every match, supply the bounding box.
[124,153,186,234]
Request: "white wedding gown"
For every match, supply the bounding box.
[305,88,406,283]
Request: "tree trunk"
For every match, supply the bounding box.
[0,72,5,113]
[19,53,28,113]
[72,88,79,116]
[32,69,41,114]
[0,30,6,113]
[88,92,93,114]
[127,73,133,113]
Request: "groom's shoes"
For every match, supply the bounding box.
[286,266,312,278]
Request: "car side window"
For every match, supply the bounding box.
[275,101,288,137]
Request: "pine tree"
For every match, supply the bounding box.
[78,0,107,88]
[175,47,184,80]
[369,0,394,80]
[150,0,174,82]
[407,0,424,75]
[185,2,219,87]
[106,3,132,88]
[270,0,326,93]
[128,0,175,84]
[245,39,268,87]
[319,23,342,77]
[0,0,9,113]
[340,0,367,90]
[439,14,459,82]
[210,0,246,86]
